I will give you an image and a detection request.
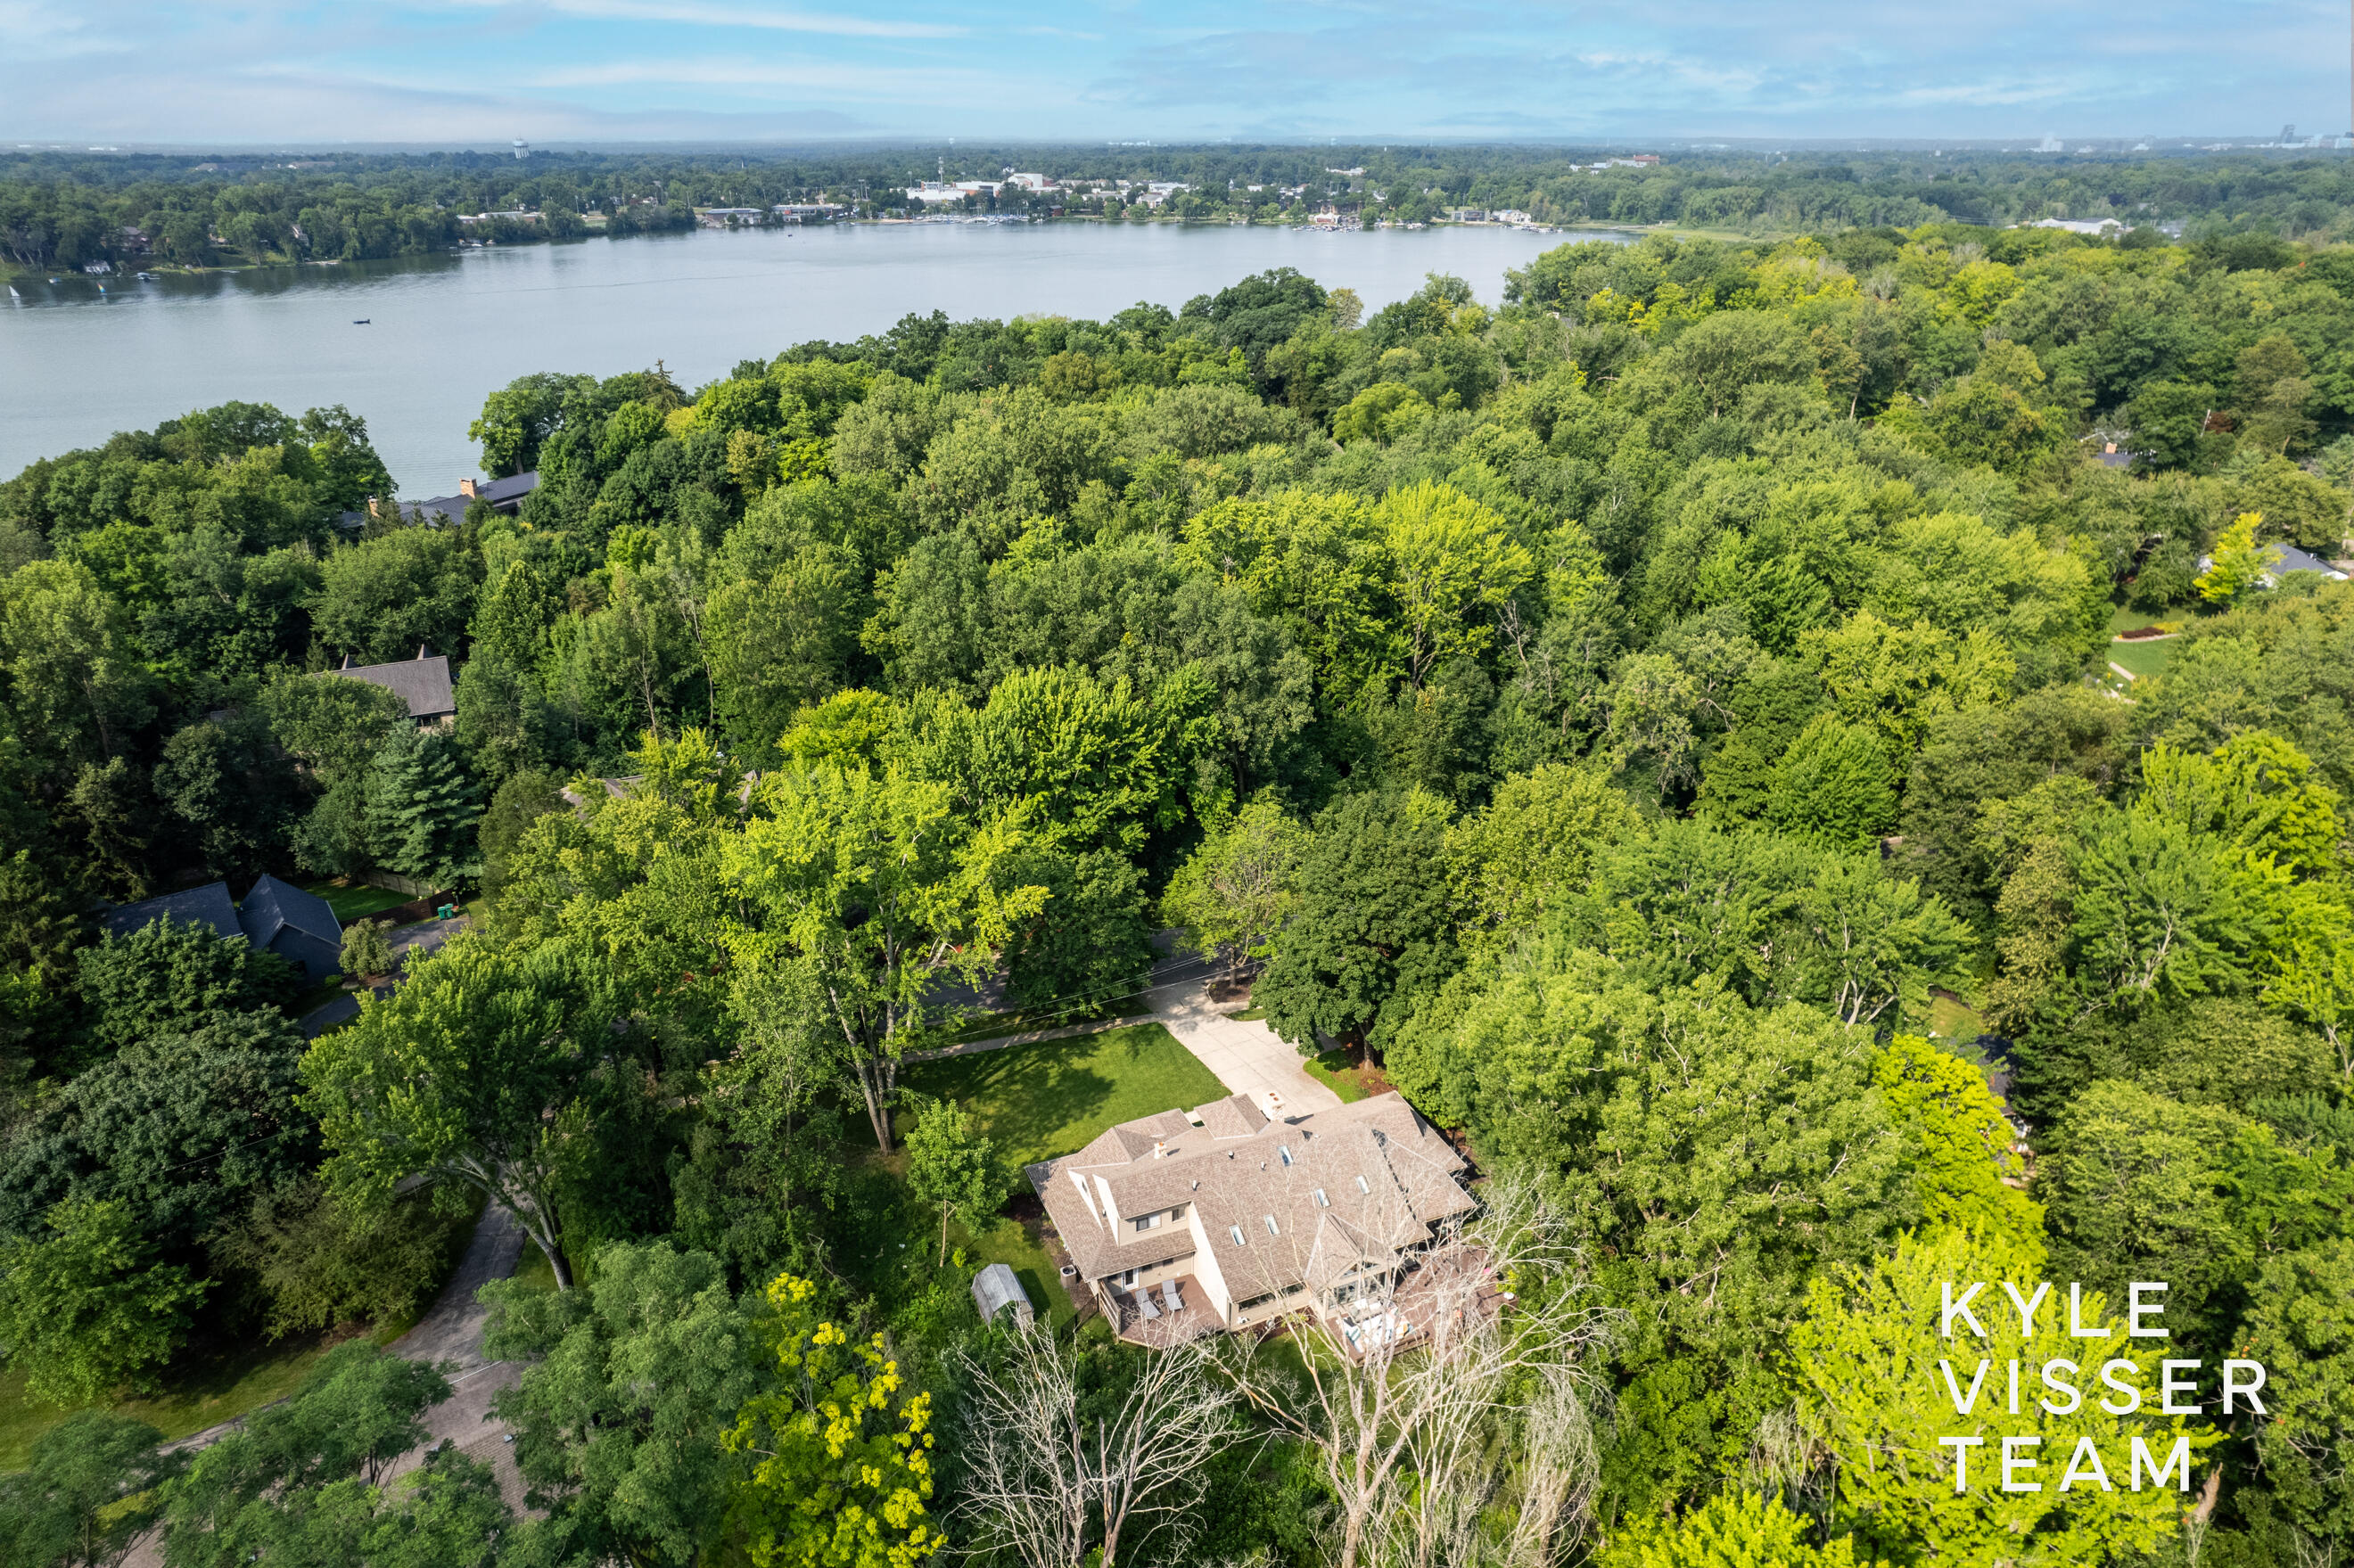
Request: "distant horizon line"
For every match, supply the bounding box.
[9,135,2354,156]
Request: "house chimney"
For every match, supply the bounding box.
[459,478,478,498]
[340,653,353,670]
[417,644,430,660]
[2104,441,2118,455]
[1151,1140,1165,1160]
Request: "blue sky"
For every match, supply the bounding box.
[5,0,2350,144]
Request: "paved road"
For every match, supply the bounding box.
[298,915,473,1037]
[1140,935,1344,1118]
[122,1205,532,1564]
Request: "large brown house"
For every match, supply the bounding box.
[1033,1090,1475,1341]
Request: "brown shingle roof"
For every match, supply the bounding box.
[1036,1091,1472,1301]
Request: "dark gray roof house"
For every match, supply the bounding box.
[325,647,457,725]
[101,882,242,942]
[2261,543,2350,584]
[238,874,343,984]
[337,472,537,532]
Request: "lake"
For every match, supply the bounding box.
[0,222,1621,494]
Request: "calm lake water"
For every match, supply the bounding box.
[0,222,1619,494]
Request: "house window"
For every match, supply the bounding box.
[1264,1214,1280,1236]
[1278,1145,1293,1166]
[1355,1175,1370,1194]
[1229,1225,1247,1246]
[1313,1188,1329,1207]
[1169,1203,1187,1220]
[1132,1212,1164,1233]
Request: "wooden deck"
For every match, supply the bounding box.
[1110,1273,1221,1346]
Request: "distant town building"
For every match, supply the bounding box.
[2020,218,2124,235]
[696,208,766,227]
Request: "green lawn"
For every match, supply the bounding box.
[0,1320,416,1471]
[898,1022,1229,1169]
[2108,637,2177,681]
[942,996,1133,1046]
[1304,1047,1372,1104]
[1925,991,1984,1043]
[2106,604,2177,637]
[302,879,415,922]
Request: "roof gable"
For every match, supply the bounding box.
[325,652,456,719]
[102,882,241,942]
[239,874,342,948]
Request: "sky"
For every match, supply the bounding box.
[4,0,2351,146]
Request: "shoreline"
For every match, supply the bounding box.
[3,215,1757,290]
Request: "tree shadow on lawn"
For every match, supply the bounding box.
[896,1023,1222,1169]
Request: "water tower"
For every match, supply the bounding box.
[513,139,529,160]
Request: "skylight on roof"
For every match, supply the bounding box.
[1229,1225,1246,1245]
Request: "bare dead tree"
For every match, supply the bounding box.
[1503,1368,1603,1568]
[1213,1169,1618,1568]
[951,1324,1241,1568]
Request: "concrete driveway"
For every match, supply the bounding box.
[298,915,473,1037]
[1141,936,1343,1118]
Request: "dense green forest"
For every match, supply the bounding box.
[4,218,2354,1565]
[8,143,2354,271]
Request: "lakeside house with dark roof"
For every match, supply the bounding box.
[237,874,344,983]
[1033,1090,1474,1342]
[338,471,537,532]
[101,882,243,942]
[324,647,457,727]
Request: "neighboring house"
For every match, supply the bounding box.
[101,882,242,942]
[337,471,537,532]
[1033,1091,1475,1343]
[324,647,457,727]
[2198,542,2352,589]
[101,876,346,982]
[2259,543,2350,585]
[238,873,344,984]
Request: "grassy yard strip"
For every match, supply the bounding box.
[2107,637,2177,681]
[0,1320,415,1471]
[1304,1048,1372,1104]
[303,880,416,923]
[898,1022,1229,1170]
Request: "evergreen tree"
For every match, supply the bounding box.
[364,727,482,888]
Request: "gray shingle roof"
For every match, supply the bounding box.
[324,650,456,720]
[239,873,342,950]
[102,882,241,941]
[2262,543,2350,581]
[474,470,538,507]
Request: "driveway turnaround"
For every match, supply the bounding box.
[1142,939,1343,1117]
